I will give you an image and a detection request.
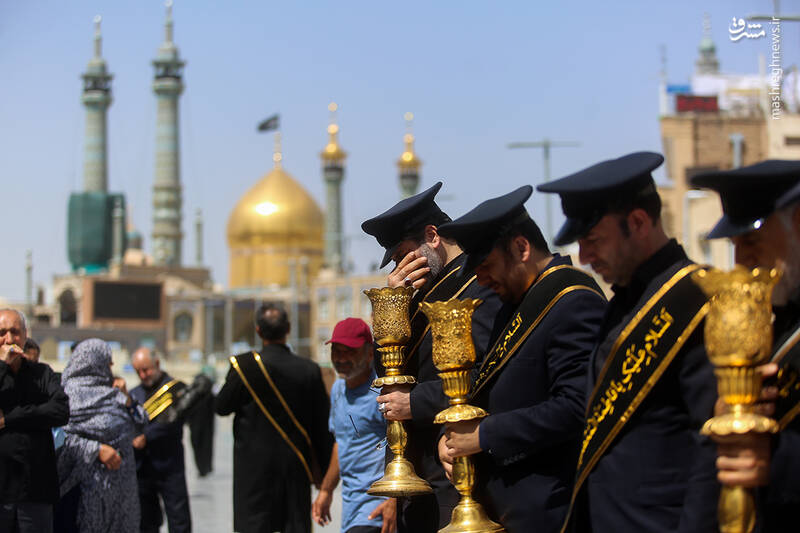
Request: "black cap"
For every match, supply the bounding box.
[437,186,533,273]
[361,182,450,268]
[690,160,800,239]
[774,162,800,211]
[537,152,664,246]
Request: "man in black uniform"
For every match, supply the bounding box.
[361,182,502,532]
[130,347,210,533]
[434,186,606,532]
[691,160,800,532]
[215,304,332,533]
[538,152,719,532]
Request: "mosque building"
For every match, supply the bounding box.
[657,15,800,271]
[29,4,416,365]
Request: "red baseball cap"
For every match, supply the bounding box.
[326,318,372,348]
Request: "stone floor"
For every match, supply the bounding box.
[174,415,343,533]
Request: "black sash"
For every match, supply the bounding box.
[404,263,479,366]
[471,265,604,396]
[561,264,709,533]
[772,322,800,428]
[143,379,186,421]
[230,352,321,484]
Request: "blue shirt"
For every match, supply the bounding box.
[329,371,387,532]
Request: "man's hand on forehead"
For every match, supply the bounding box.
[387,251,430,289]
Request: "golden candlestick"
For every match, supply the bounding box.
[692,266,781,533]
[364,287,432,497]
[421,299,505,533]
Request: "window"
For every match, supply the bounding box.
[336,287,352,319]
[317,289,330,321]
[174,313,193,343]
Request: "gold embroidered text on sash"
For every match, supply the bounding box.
[560,264,709,533]
[471,265,604,396]
[772,324,800,428]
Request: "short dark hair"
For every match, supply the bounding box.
[404,211,453,244]
[255,303,290,342]
[610,191,662,237]
[496,217,550,256]
[23,338,39,353]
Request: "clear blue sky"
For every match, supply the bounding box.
[1,0,798,301]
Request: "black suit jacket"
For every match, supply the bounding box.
[757,292,800,532]
[0,359,69,504]
[574,241,719,533]
[215,344,333,533]
[473,255,606,533]
[399,253,503,532]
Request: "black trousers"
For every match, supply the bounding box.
[0,502,53,533]
[345,526,381,533]
[233,471,311,533]
[138,466,192,533]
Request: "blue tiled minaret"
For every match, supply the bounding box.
[81,16,112,193]
[151,0,185,266]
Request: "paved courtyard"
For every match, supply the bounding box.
[176,415,343,533]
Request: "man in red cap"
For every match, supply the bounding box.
[313,318,396,533]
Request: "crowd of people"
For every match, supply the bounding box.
[0,311,213,533]
[3,152,800,533]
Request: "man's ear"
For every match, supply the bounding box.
[512,235,531,262]
[425,225,441,248]
[627,208,652,239]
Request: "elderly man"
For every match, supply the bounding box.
[216,304,332,533]
[539,152,719,532]
[361,182,502,533]
[129,348,194,533]
[313,318,396,533]
[0,308,69,533]
[691,160,800,532]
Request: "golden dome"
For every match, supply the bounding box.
[227,166,324,288]
[397,112,421,171]
[320,102,347,163]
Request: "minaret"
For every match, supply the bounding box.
[319,102,347,272]
[695,13,719,74]
[81,16,113,193]
[397,112,421,198]
[195,208,203,266]
[151,0,185,266]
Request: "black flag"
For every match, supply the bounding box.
[258,114,280,132]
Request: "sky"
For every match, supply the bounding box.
[1,0,799,302]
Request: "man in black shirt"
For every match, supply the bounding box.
[130,347,195,533]
[362,182,502,532]
[0,308,69,533]
[691,160,800,532]
[215,304,332,533]
[539,152,718,532]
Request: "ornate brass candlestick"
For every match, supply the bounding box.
[364,287,432,497]
[421,299,505,533]
[692,266,781,533]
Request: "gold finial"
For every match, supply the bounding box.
[398,112,421,171]
[273,132,283,168]
[321,101,347,163]
[93,15,102,58]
